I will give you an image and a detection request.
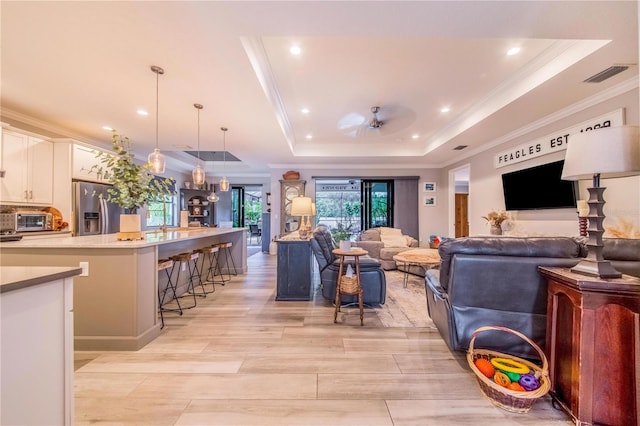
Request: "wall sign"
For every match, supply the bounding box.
[494,109,624,169]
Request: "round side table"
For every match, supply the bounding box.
[332,248,368,326]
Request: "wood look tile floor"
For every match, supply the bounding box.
[75,252,572,425]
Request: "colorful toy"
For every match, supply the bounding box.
[505,371,521,382]
[490,357,530,375]
[474,358,495,378]
[493,371,511,387]
[518,373,540,391]
[507,382,526,392]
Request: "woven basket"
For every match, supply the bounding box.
[339,276,360,294]
[467,326,550,413]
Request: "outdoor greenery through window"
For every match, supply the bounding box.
[315,179,393,241]
[146,195,175,227]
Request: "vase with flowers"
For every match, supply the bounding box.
[91,131,175,239]
[482,210,508,235]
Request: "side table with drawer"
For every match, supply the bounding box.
[539,266,640,426]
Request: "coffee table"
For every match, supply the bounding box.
[393,248,441,287]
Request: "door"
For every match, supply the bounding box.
[231,186,245,228]
[361,180,393,231]
[73,182,121,235]
[455,193,469,237]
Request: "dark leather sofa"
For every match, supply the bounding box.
[310,225,387,305]
[425,236,585,358]
[603,237,640,278]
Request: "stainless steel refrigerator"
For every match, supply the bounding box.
[72,181,123,235]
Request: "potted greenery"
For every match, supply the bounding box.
[91,131,175,235]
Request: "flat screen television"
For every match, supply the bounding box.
[501,160,578,211]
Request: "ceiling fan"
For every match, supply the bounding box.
[337,105,416,138]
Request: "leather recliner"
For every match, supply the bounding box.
[310,225,386,305]
[425,236,584,358]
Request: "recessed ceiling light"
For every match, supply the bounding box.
[440,107,451,113]
[305,134,313,139]
[507,47,521,56]
[301,108,310,114]
[290,46,302,55]
[137,109,149,116]
[102,126,113,131]
[412,134,419,139]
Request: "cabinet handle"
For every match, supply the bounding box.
[24,190,29,200]
[29,190,33,200]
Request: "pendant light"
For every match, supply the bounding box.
[148,65,166,173]
[219,127,230,192]
[192,103,205,186]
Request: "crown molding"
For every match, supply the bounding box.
[443,76,639,168]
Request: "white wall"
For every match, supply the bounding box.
[444,88,639,238]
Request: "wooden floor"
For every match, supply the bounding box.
[74,252,571,425]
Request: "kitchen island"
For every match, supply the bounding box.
[0,227,246,350]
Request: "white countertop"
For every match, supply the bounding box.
[0,227,245,249]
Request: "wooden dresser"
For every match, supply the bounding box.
[539,267,640,426]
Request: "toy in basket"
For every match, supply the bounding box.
[467,326,550,413]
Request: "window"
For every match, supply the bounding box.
[146,194,175,227]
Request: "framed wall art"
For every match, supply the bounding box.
[423,182,436,192]
[423,196,436,206]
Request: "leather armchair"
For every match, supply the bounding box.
[425,236,584,358]
[310,225,386,305]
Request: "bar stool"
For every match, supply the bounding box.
[217,241,238,282]
[194,245,218,294]
[157,258,182,329]
[171,251,205,309]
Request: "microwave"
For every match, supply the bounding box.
[0,211,53,232]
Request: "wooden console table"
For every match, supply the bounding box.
[539,267,640,426]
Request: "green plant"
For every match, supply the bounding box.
[91,131,175,212]
[331,222,354,242]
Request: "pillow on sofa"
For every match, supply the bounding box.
[380,227,408,247]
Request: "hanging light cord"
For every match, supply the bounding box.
[195,103,203,166]
[222,127,227,173]
[150,65,164,150]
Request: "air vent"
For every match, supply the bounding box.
[584,66,629,83]
[453,145,468,150]
[184,151,241,162]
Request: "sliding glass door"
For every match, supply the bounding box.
[361,180,393,230]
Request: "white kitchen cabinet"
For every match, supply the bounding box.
[1,266,80,426]
[72,143,106,182]
[1,129,54,204]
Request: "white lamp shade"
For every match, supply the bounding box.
[562,126,640,181]
[192,164,205,185]
[311,202,316,216]
[291,196,313,216]
[148,149,166,174]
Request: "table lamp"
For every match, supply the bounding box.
[291,196,313,239]
[561,125,640,278]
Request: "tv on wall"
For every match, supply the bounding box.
[501,160,578,211]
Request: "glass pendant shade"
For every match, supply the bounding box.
[148,65,165,174]
[192,164,205,186]
[207,191,219,202]
[148,148,166,173]
[192,103,205,186]
[219,176,230,192]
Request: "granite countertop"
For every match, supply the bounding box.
[0,266,83,293]
[0,227,245,249]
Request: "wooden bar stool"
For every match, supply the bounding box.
[217,242,238,281]
[171,252,205,309]
[195,245,218,294]
[157,258,182,329]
